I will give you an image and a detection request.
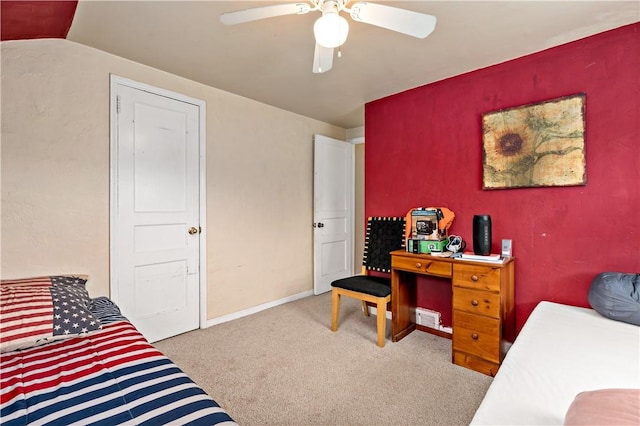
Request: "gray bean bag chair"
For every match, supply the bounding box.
[588,272,640,326]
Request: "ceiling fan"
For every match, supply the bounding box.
[220,1,436,74]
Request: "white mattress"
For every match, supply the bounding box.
[470,301,640,425]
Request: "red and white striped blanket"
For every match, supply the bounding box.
[1,319,236,425]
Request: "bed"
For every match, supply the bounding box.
[470,301,640,425]
[1,275,236,425]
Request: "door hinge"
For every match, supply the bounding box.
[116,95,121,114]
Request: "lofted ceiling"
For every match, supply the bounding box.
[3,1,639,129]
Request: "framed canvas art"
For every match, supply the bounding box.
[482,93,586,190]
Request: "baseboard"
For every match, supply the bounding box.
[203,289,315,328]
[369,306,392,319]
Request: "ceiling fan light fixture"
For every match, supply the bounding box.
[221,0,437,74]
[314,12,349,48]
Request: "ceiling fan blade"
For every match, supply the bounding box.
[313,43,333,74]
[220,3,311,25]
[349,2,436,39]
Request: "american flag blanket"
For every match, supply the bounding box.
[0,275,102,352]
[1,300,236,426]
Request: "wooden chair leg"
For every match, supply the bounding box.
[331,289,340,332]
[361,300,370,316]
[376,298,386,348]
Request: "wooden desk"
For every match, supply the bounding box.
[390,250,515,376]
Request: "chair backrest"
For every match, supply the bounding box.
[362,217,406,273]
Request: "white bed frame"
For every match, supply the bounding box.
[471,301,640,425]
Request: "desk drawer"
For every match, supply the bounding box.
[392,256,452,277]
[453,311,500,363]
[453,287,501,318]
[453,264,501,291]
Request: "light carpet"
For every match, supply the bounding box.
[154,292,492,425]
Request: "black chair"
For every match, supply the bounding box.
[330,216,406,347]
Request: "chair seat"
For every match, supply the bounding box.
[331,275,391,298]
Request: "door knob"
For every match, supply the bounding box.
[188,226,199,235]
[317,222,324,228]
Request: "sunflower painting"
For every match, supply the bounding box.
[482,94,586,189]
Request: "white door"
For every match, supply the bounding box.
[313,135,354,295]
[110,77,205,343]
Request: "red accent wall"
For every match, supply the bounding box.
[365,23,640,334]
[1,1,77,41]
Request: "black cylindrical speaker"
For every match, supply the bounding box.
[473,215,492,256]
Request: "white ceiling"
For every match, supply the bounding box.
[67,1,639,129]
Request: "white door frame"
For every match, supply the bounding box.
[109,74,208,329]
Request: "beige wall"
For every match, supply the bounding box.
[1,39,346,320]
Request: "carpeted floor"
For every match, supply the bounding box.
[154,292,492,425]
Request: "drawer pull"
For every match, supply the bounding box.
[471,333,479,340]
[416,262,422,268]
[471,275,479,282]
[471,299,479,306]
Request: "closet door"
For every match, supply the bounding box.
[111,76,206,342]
